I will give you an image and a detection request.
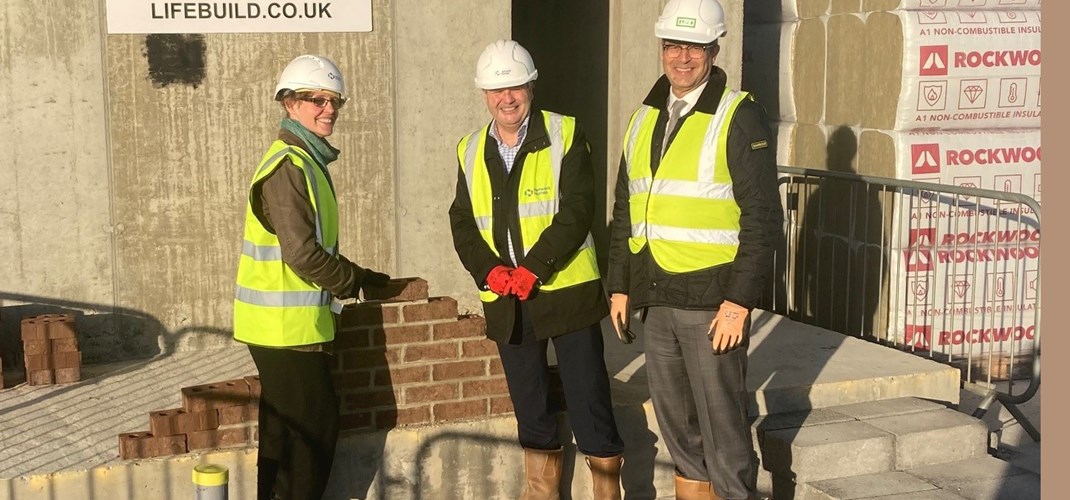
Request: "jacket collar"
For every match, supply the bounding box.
[642,66,728,115]
[485,107,550,155]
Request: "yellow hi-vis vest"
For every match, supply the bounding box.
[623,88,752,273]
[233,140,339,346]
[457,110,601,303]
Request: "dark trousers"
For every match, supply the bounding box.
[643,306,757,500]
[496,303,625,457]
[248,345,340,500]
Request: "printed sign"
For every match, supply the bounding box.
[106,0,373,33]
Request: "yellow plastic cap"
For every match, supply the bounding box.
[192,463,229,487]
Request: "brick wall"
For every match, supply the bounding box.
[119,277,522,460]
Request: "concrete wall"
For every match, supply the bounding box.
[0,0,745,362]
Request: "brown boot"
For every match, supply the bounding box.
[674,474,718,500]
[585,455,623,500]
[520,447,563,500]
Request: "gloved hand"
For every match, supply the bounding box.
[507,266,539,301]
[362,270,391,288]
[485,265,514,296]
[609,293,635,344]
[709,300,749,354]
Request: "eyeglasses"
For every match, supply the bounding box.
[662,43,712,58]
[297,94,347,110]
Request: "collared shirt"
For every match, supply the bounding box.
[666,79,709,117]
[488,115,532,265]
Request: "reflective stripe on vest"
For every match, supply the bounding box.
[233,141,340,347]
[623,88,751,273]
[457,110,601,303]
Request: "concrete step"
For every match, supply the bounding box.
[756,397,989,497]
[798,456,1040,500]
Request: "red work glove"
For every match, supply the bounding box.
[485,265,514,296]
[507,266,539,301]
[709,300,749,354]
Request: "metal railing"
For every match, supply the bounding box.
[765,166,1040,442]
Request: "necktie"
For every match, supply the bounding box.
[662,99,688,158]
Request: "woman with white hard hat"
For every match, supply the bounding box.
[233,54,391,500]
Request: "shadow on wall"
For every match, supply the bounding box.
[0,292,231,377]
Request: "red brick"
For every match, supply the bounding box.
[376,405,431,428]
[119,431,187,459]
[27,370,53,386]
[52,351,81,369]
[20,318,47,341]
[490,396,515,415]
[374,366,430,386]
[341,347,401,369]
[244,375,261,399]
[150,408,220,436]
[338,411,373,430]
[462,378,510,398]
[333,370,372,390]
[405,383,459,404]
[433,400,488,423]
[50,338,78,353]
[432,360,487,381]
[55,367,81,384]
[334,329,370,349]
[187,426,253,450]
[432,315,486,340]
[339,302,401,328]
[370,324,431,346]
[23,339,50,355]
[402,297,459,323]
[182,379,253,412]
[46,317,76,339]
[343,390,398,410]
[217,404,258,425]
[461,339,499,358]
[489,358,504,375]
[404,342,459,363]
[361,277,430,302]
[24,354,52,371]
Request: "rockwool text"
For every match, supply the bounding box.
[150,2,333,20]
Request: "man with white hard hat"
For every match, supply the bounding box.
[449,39,625,499]
[607,1,782,498]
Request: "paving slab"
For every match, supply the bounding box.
[866,408,988,469]
[799,471,939,500]
[907,456,1040,500]
[762,420,895,483]
[830,396,949,421]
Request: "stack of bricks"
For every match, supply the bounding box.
[20,314,82,385]
[335,277,508,430]
[119,375,260,459]
[117,277,519,460]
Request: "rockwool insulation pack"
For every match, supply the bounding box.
[742,19,825,124]
[863,9,1040,131]
[859,128,1040,193]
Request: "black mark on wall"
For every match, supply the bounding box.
[143,34,207,88]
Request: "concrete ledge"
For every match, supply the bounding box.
[799,471,940,500]
[866,408,988,469]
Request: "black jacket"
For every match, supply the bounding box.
[449,109,609,341]
[606,68,783,310]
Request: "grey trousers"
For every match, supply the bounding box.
[643,306,757,499]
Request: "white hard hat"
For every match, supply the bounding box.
[473,40,539,90]
[655,0,727,44]
[273,54,346,100]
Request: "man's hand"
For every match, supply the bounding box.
[485,265,514,296]
[609,293,635,344]
[709,300,749,354]
[508,266,539,300]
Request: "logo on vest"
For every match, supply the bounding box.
[524,187,552,197]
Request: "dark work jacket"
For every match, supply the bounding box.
[449,109,609,342]
[606,68,784,310]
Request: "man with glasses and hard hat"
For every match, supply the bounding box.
[607,1,782,498]
[233,54,391,500]
[449,40,625,499]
